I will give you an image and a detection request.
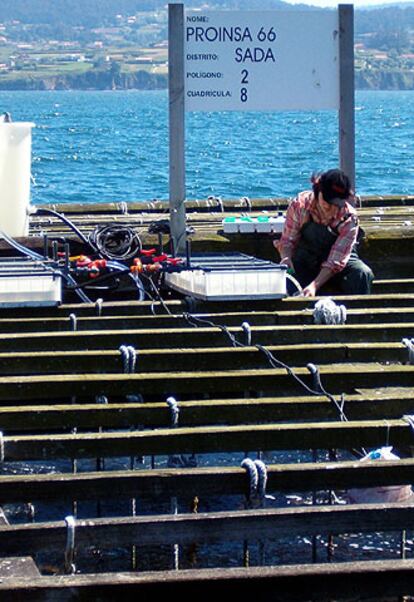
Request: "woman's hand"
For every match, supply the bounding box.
[301,281,318,297]
[279,256,294,270]
[274,241,294,270]
[301,267,334,297]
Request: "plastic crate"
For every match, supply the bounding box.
[222,215,285,234]
[165,253,287,301]
[0,264,62,307]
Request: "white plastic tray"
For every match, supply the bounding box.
[165,254,287,301]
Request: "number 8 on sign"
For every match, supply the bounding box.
[241,70,248,103]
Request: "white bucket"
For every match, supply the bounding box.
[0,122,34,238]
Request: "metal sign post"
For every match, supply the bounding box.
[168,3,186,255]
[339,4,356,190]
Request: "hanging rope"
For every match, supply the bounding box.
[254,460,275,506]
[118,201,128,215]
[313,298,347,325]
[119,345,129,372]
[27,503,35,521]
[95,298,103,317]
[207,195,224,212]
[402,338,414,365]
[119,345,137,374]
[69,313,77,332]
[166,396,182,468]
[241,322,252,346]
[96,395,108,405]
[166,396,180,427]
[64,515,76,574]
[240,196,252,210]
[241,458,258,507]
[306,363,323,393]
[166,397,197,468]
[127,346,137,373]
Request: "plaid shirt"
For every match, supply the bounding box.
[278,190,359,273]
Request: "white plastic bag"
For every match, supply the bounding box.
[348,447,414,504]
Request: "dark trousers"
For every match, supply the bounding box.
[292,250,374,295]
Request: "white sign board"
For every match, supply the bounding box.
[185,10,339,111]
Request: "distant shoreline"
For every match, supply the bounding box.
[0,69,413,92]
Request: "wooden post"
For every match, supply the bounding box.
[338,4,355,189]
[168,3,187,255]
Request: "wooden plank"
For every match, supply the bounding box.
[0,363,411,401]
[373,280,414,294]
[278,293,414,311]
[2,306,414,333]
[4,560,414,602]
[1,560,414,601]
[0,342,405,376]
[0,299,183,318]
[0,322,412,352]
[31,195,414,213]
[1,458,414,503]
[0,557,40,579]
[1,293,414,320]
[2,419,413,460]
[0,503,414,555]
[1,387,414,430]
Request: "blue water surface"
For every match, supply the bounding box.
[0,89,412,204]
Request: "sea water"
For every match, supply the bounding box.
[0,89,412,204]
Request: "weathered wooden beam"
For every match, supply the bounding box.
[1,560,414,601]
[278,293,414,311]
[2,419,413,460]
[0,388,413,430]
[22,299,183,318]
[372,279,414,294]
[32,195,414,214]
[1,293,414,321]
[0,459,414,503]
[0,322,413,352]
[0,342,405,376]
[0,557,40,579]
[2,306,414,333]
[0,503,413,555]
[0,364,411,401]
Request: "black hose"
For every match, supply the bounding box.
[34,207,90,246]
[88,223,141,260]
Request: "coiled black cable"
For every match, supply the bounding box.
[34,208,142,261]
[88,223,141,260]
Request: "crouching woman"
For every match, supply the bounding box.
[275,169,374,297]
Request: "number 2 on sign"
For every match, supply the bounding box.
[241,69,248,102]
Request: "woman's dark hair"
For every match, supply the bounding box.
[312,169,351,203]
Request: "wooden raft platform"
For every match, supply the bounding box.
[28,194,414,278]
[0,196,414,600]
